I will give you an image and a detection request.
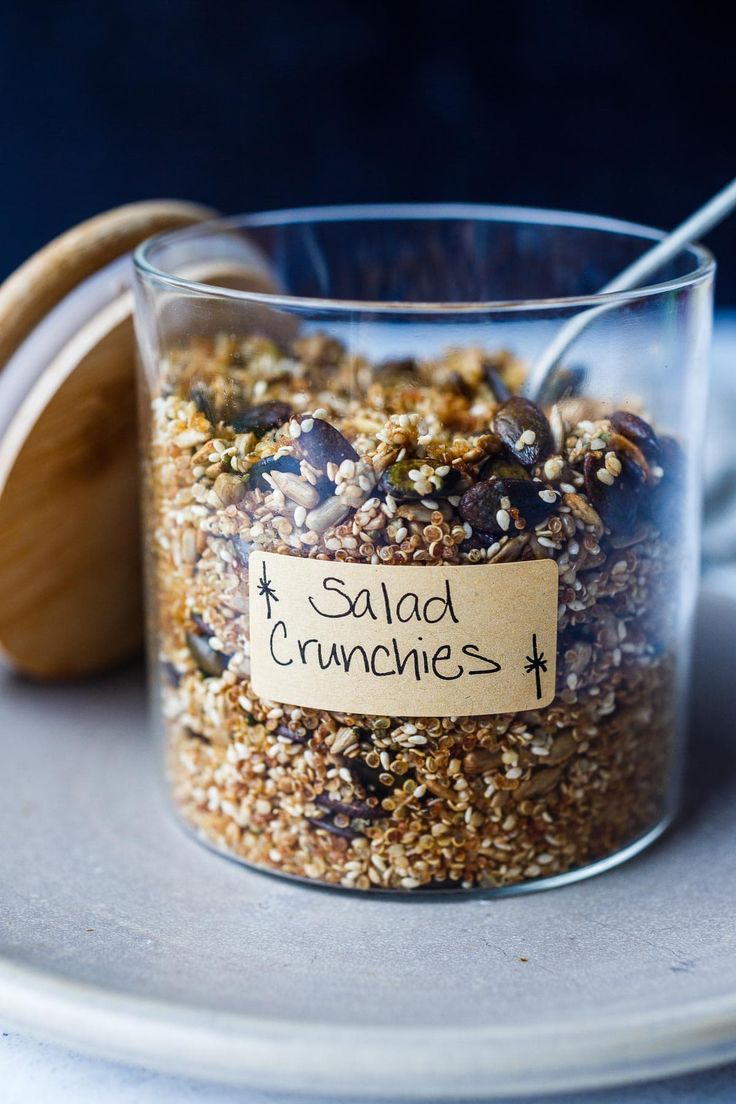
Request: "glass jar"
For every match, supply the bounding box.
[133,204,713,894]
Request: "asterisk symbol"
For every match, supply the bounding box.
[524,633,548,701]
[257,559,279,620]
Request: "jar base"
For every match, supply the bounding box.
[169,802,675,899]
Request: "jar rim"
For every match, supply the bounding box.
[133,202,716,314]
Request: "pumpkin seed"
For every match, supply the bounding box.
[546,734,578,766]
[292,414,358,471]
[646,435,684,534]
[231,400,292,436]
[459,477,558,536]
[349,750,396,797]
[247,453,302,491]
[540,363,586,405]
[306,816,361,840]
[493,397,553,468]
[607,433,650,484]
[160,660,180,687]
[275,723,309,745]
[463,747,503,774]
[484,365,511,403]
[583,452,639,533]
[515,766,562,800]
[375,357,421,382]
[478,455,530,482]
[610,410,660,459]
[185,728,211,744]
[293,332,344,367]
[186,630,231,678]
[230,536,251,567]
[315,794,386,820]
[190,382,219,425]
[379,458,458,501]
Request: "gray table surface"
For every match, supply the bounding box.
[3,313,736,1104]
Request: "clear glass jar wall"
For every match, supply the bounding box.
[134,206,713,894]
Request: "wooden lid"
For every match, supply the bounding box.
[0,200,215,679]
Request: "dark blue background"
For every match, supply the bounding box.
[2,0,734,298]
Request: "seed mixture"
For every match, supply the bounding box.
[147,331,680,891]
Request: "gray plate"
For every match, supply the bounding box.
[1,589,735,1100]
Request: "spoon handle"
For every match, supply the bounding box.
[526,177,736,400]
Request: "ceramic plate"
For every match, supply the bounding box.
[1,589,735,1099]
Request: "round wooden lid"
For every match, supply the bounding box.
[0,200,216,679]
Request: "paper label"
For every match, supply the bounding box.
[248,551,558,718]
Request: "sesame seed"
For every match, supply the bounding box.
[605,452,623,477]
[544,457,564,480]
[515,428,536,449]
[496,509,511,531]
[596,468,615,486]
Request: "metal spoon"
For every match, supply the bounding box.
[525,177,736,402]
